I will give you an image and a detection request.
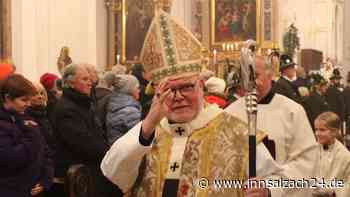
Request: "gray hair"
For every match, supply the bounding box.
[199,69,215,82]
[113,74,140,94]
[62,63,86,88]
[103,71,116,88]
[112,65,127,75]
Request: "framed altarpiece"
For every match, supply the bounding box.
[209,0,278,78]
[210,0,277,49]
[106,0,172,69]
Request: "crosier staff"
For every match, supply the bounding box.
[240,40,257,178]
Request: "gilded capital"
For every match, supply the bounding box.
[153,0,173,13]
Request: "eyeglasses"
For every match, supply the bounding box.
[169,83,196,98]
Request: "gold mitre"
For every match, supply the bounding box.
[140,10,203,83]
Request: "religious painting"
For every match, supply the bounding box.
[210,0,261,48]
[124,0,154,62]
[261,0,276,48]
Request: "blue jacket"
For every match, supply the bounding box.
[106,92,141,145]
[0,106,53,197]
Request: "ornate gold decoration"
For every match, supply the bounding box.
[140,10,203,82]
[153,0,173,13]
[210,0,261,50]
[0,0,12,63]
[106,0,175,69]
[105,0,125,69]
[105,0,122,12]
[128,111,267,197]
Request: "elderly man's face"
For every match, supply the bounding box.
[162,75,203,123]
[86,67,98,85]
[71,67,92,95]
[255,58,273,101]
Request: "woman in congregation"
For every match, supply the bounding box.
[0,74,53,197]
[313,111,350,197]
[26,82,56,153]
[105,74,141,145]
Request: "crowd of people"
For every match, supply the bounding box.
[1,10,350,197]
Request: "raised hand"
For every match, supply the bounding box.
[141,82,171,140]
[30,183,44,196]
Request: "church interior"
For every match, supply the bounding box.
[1,0,349,80]
[1,0,350,197]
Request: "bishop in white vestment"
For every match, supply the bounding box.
[101,10,282,197]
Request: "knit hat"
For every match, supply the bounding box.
[40,73,59,90]
[205,77,226,95]
[0,63,14,80]
[112,74,140,94]
[140,10,203,83]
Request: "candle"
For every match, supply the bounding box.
[235,42,239,50]
[116,54,120,65]
[213,49,217,65]
[257,48,262,55]
[222,43,225,51]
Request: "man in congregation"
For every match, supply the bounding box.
[272,54,301,103]
[52,63,122,197]
[101,10,282,197]
[225,56,319,196]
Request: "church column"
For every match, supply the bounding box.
[0,0,12,62]
[343,0,350,81]
[105,0,123,68]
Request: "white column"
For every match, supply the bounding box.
[171,0,192,30]
[21,0,39,81]
[96,0,108,70]
[87,0,97,67]
[11,0,23,74]
[342,0,350,81]
[11,0,108,80]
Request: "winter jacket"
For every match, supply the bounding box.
[0,106,53,197]
[52,88,109,177]
[52,87,123,197]
[26,106,57,154]
[106,92,141,145]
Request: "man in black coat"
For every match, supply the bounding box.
[272,54,301,104]
[303,73,330,130]
[52,64,122,197]
[325,69,345,122]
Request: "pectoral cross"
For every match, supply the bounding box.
[175,127,185,136]
[170,162,180,172]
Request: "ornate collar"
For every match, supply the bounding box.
[160,104,222,137]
